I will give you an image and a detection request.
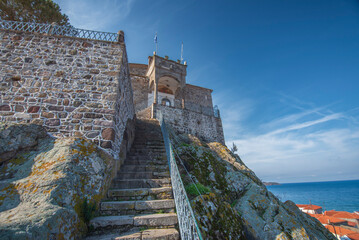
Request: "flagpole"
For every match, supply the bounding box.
[154,32,158,54]
[181,41,183,63]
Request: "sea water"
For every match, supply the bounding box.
[267,180,359,213]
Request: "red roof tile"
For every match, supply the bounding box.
[333,212,359,220]
[325,225,357,236]
[316,215,347,225]
[325,210,359,219]
[348,221,358,227]
[308,213,323,218]
[347,233,359,240]
[296,204,322,210]
[325,210,340,216]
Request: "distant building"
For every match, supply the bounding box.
[129,54,225,144]
[315,215,348,226]
[296,204,323,214]
[298,206,359,239]
[325,225,357,240]
[325,211,359,228]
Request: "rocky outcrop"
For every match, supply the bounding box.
[0,124,117,239]
[171,133,336,240]
[0,123,47,163]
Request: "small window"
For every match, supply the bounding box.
[161,98,171,107]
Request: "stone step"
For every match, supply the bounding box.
[131,144,165,149]
[127,154,166,159]
[130,147,166,151]
[117,172,154,180]
[100,199,175,215]
[126,155,167,160]
[134,132,162,136]
[120,165,169,173]
[117,172,170,180]
[111,178,171,189]
[85,228,179,240]
[129,148,166,155]
[133,140,164,145]
[90,213,178,230]
[123,160,168,166]
[116,228,179,240]
[107,187,172,201]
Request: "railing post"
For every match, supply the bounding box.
[48,22,56,35]
[117,30,124,43]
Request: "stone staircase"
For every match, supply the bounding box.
[86,119,179,240]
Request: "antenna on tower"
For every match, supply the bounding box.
[180,41,183,63]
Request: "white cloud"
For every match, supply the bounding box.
[261,107,324,130]
[267,113,343,136]
[225,101,359,183]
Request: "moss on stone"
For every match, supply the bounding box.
[171,135,247,238]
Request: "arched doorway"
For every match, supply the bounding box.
[161,98,171,107]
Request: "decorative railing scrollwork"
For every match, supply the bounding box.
[0,19,119,42]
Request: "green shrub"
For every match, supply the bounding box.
[185,183,210,197]
[79,197,96,225]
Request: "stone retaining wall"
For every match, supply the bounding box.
[154,104,224,144]
[0,30,135,158]
[129,63,149,113]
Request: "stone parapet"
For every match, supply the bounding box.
[153,104,224,144]
[0,29,135,158]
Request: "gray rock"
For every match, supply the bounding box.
[173,134,336,240]
[0,124,48,163]
[0,126,117,239]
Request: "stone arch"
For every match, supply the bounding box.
[158,75,180,94]
[161,98,171,107]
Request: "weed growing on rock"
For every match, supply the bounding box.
[78,197,96,225]
[185,183,210,198]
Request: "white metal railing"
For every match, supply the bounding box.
[213,105,220,118]
[157,111,203,240]
[0,19,119,42]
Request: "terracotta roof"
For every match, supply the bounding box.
[316,215,347,225]
[347,233,359,240]
[348,221,358,227]
[308,213,323,218]
[333,212,359,220]
[325,210,339,216]
[325,210,359,219]
[296,204,322,210]
[325,225,357,236]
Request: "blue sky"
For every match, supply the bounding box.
[55,0,359,183]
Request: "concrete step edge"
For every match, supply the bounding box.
[108,187,172,195]
[101,199,175,211]
[115,228,179,240]
[85,228,179,240]
[90,213,178,229]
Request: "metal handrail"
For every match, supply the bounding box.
[0,19,119,42]
[157,111,203,240]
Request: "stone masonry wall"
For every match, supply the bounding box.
[154,104,225,144]
[184,84,214,116]
[0,30,135,158]
[129,63,148,113]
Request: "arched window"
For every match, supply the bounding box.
[161,98,171,107]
